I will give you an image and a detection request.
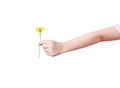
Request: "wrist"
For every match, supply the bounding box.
[60,42,68,54]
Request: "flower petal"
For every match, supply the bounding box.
[36,27,45,32]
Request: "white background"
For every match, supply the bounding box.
[0,0,120,88]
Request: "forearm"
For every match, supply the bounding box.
[61,26,120,53]
[62,31,102,53]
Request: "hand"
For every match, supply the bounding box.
[39,40,63,56]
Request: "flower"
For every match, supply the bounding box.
[36,27,45,32]
[35,27,45,59]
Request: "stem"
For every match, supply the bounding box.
[38,32,41,59]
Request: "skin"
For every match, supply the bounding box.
[39,26,120,57]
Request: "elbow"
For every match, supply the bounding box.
[94,31,103,42]
[98,34,103,42]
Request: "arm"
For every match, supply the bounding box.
[40,26,120,56]
[62,26,120,53]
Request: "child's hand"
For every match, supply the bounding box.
[39,40,63,56]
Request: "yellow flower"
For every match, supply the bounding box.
[35,26,45,59]
[36,27,45,32]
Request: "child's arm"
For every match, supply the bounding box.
[40,26,120,56]
[62,26,120,53]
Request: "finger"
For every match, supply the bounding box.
[44,49,48,52]
[41,44,48,49]
[43,49,52,55]
[46,52,52,56]
[46,52,56,57]
[39,40,48,45]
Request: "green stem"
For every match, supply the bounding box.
[39,32,41,41]
[38,32,41,59]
